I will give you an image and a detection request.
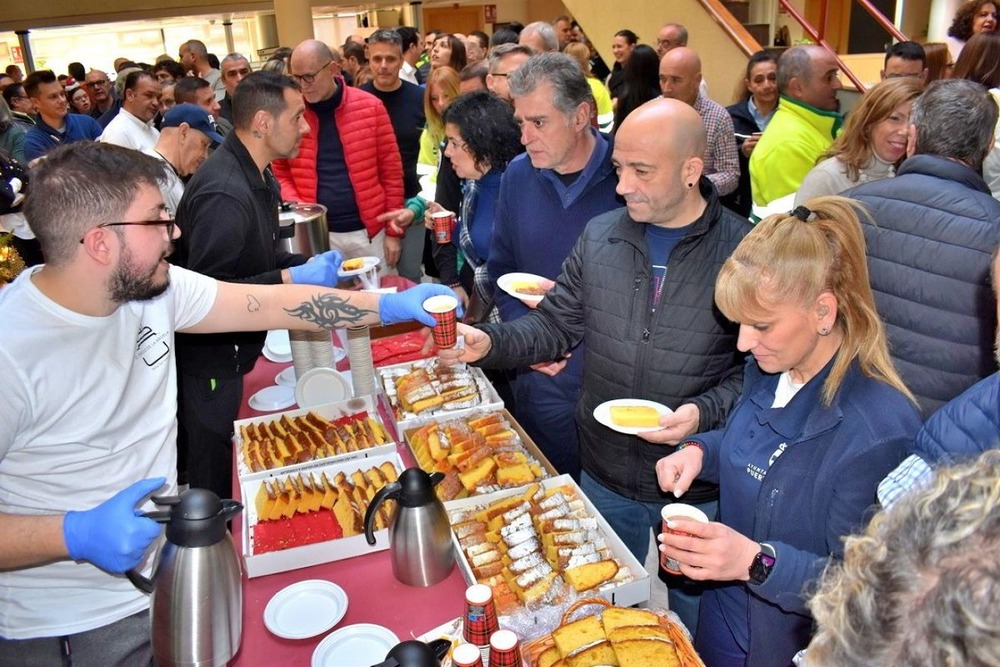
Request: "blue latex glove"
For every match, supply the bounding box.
[288,250,344,287]
[380,283,463,326]
[63,477,166,573]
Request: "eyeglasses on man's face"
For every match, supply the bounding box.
[85,79,110,88]
[291,61,332,85]
[79,219,176,243]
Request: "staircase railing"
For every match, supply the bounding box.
[698,0,909,94]
[776,0,868,92]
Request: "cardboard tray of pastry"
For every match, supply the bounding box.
[402,408,558,507]
[447,475,650,616]
[376,358,503,432]
[233,394,396,483]
[523,598,704,667]
[240,450,404,578]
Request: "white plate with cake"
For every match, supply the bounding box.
[497,272,549,303]
[337,256,380,277]
[593,399,673,434]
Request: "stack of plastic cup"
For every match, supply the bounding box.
[289,329,337,378]
[346,325,377,396]
[463,584,500,662]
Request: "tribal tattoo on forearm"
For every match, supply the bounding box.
[284,292,376,329]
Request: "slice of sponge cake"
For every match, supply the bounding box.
[552,615,606,656]
[609,405,661,428]
[600,607,661,634]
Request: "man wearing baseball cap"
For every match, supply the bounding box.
[142,103,224,215]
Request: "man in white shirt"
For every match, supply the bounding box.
[0,141,454,664]
[397,26,422,85]
[99,71,162,152]
[142,104,223,215]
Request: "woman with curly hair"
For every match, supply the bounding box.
[612,44,661,132]
[946,0,997,61]
[425,91,524,317]
[795,77,923,204]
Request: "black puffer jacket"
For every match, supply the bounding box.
[479,179,750,503]
[848,154,1000,416]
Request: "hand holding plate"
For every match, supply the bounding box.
[636,402,701,444]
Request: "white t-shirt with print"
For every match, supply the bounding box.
[0,265,216,639]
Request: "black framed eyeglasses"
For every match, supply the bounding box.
[291,61,332,85]
[79,219,176,243]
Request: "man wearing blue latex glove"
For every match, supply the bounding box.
[63,478,167,574]
[288,248,344,286]
[173,72,345,502]
[379,282,462,326]
[0,140,454,664]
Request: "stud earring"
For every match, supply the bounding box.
[819,327,830,336]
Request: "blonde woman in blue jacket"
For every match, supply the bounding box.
[655,196,920,667]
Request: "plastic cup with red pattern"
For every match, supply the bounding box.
[660,503,709,574]
[488,629,522,667]
[423,294,459,349]
[462,583,499,647]
[431,210,455,244]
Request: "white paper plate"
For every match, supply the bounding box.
[263,330,292,363]
[264,579,348,640]
[311,623,399,667]
[338,256,380,277]
[593,398,674,435]
[275,366,296,387]
[248,385,296,412]
[497,272,548,303]
[295,367,353,408]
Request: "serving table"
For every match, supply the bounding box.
[230,327,469,665]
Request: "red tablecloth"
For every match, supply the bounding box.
[232,327,466,666]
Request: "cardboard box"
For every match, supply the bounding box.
[446,474,651,608]
[375,358,503,433]
[401,408,559,509]
[240,451,403,578]
[234,394,396,483]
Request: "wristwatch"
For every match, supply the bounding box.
[748,542,776,585]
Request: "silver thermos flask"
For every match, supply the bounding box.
[127,489,244,667]
[364,468,455,587]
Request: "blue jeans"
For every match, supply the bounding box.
[580,471,718,636]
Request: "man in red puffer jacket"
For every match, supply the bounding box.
[273,39,405,273]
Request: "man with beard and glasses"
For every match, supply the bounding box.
[171,71,345,502]
[0,140,453,666]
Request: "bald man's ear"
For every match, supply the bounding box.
[683,155,704,188]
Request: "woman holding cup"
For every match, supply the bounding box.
[423,91,523,319]
[654,197,920,666]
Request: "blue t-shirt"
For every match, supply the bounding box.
[644,222,693,310]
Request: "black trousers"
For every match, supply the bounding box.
[177,373,243,501]
[0,609,152,667]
